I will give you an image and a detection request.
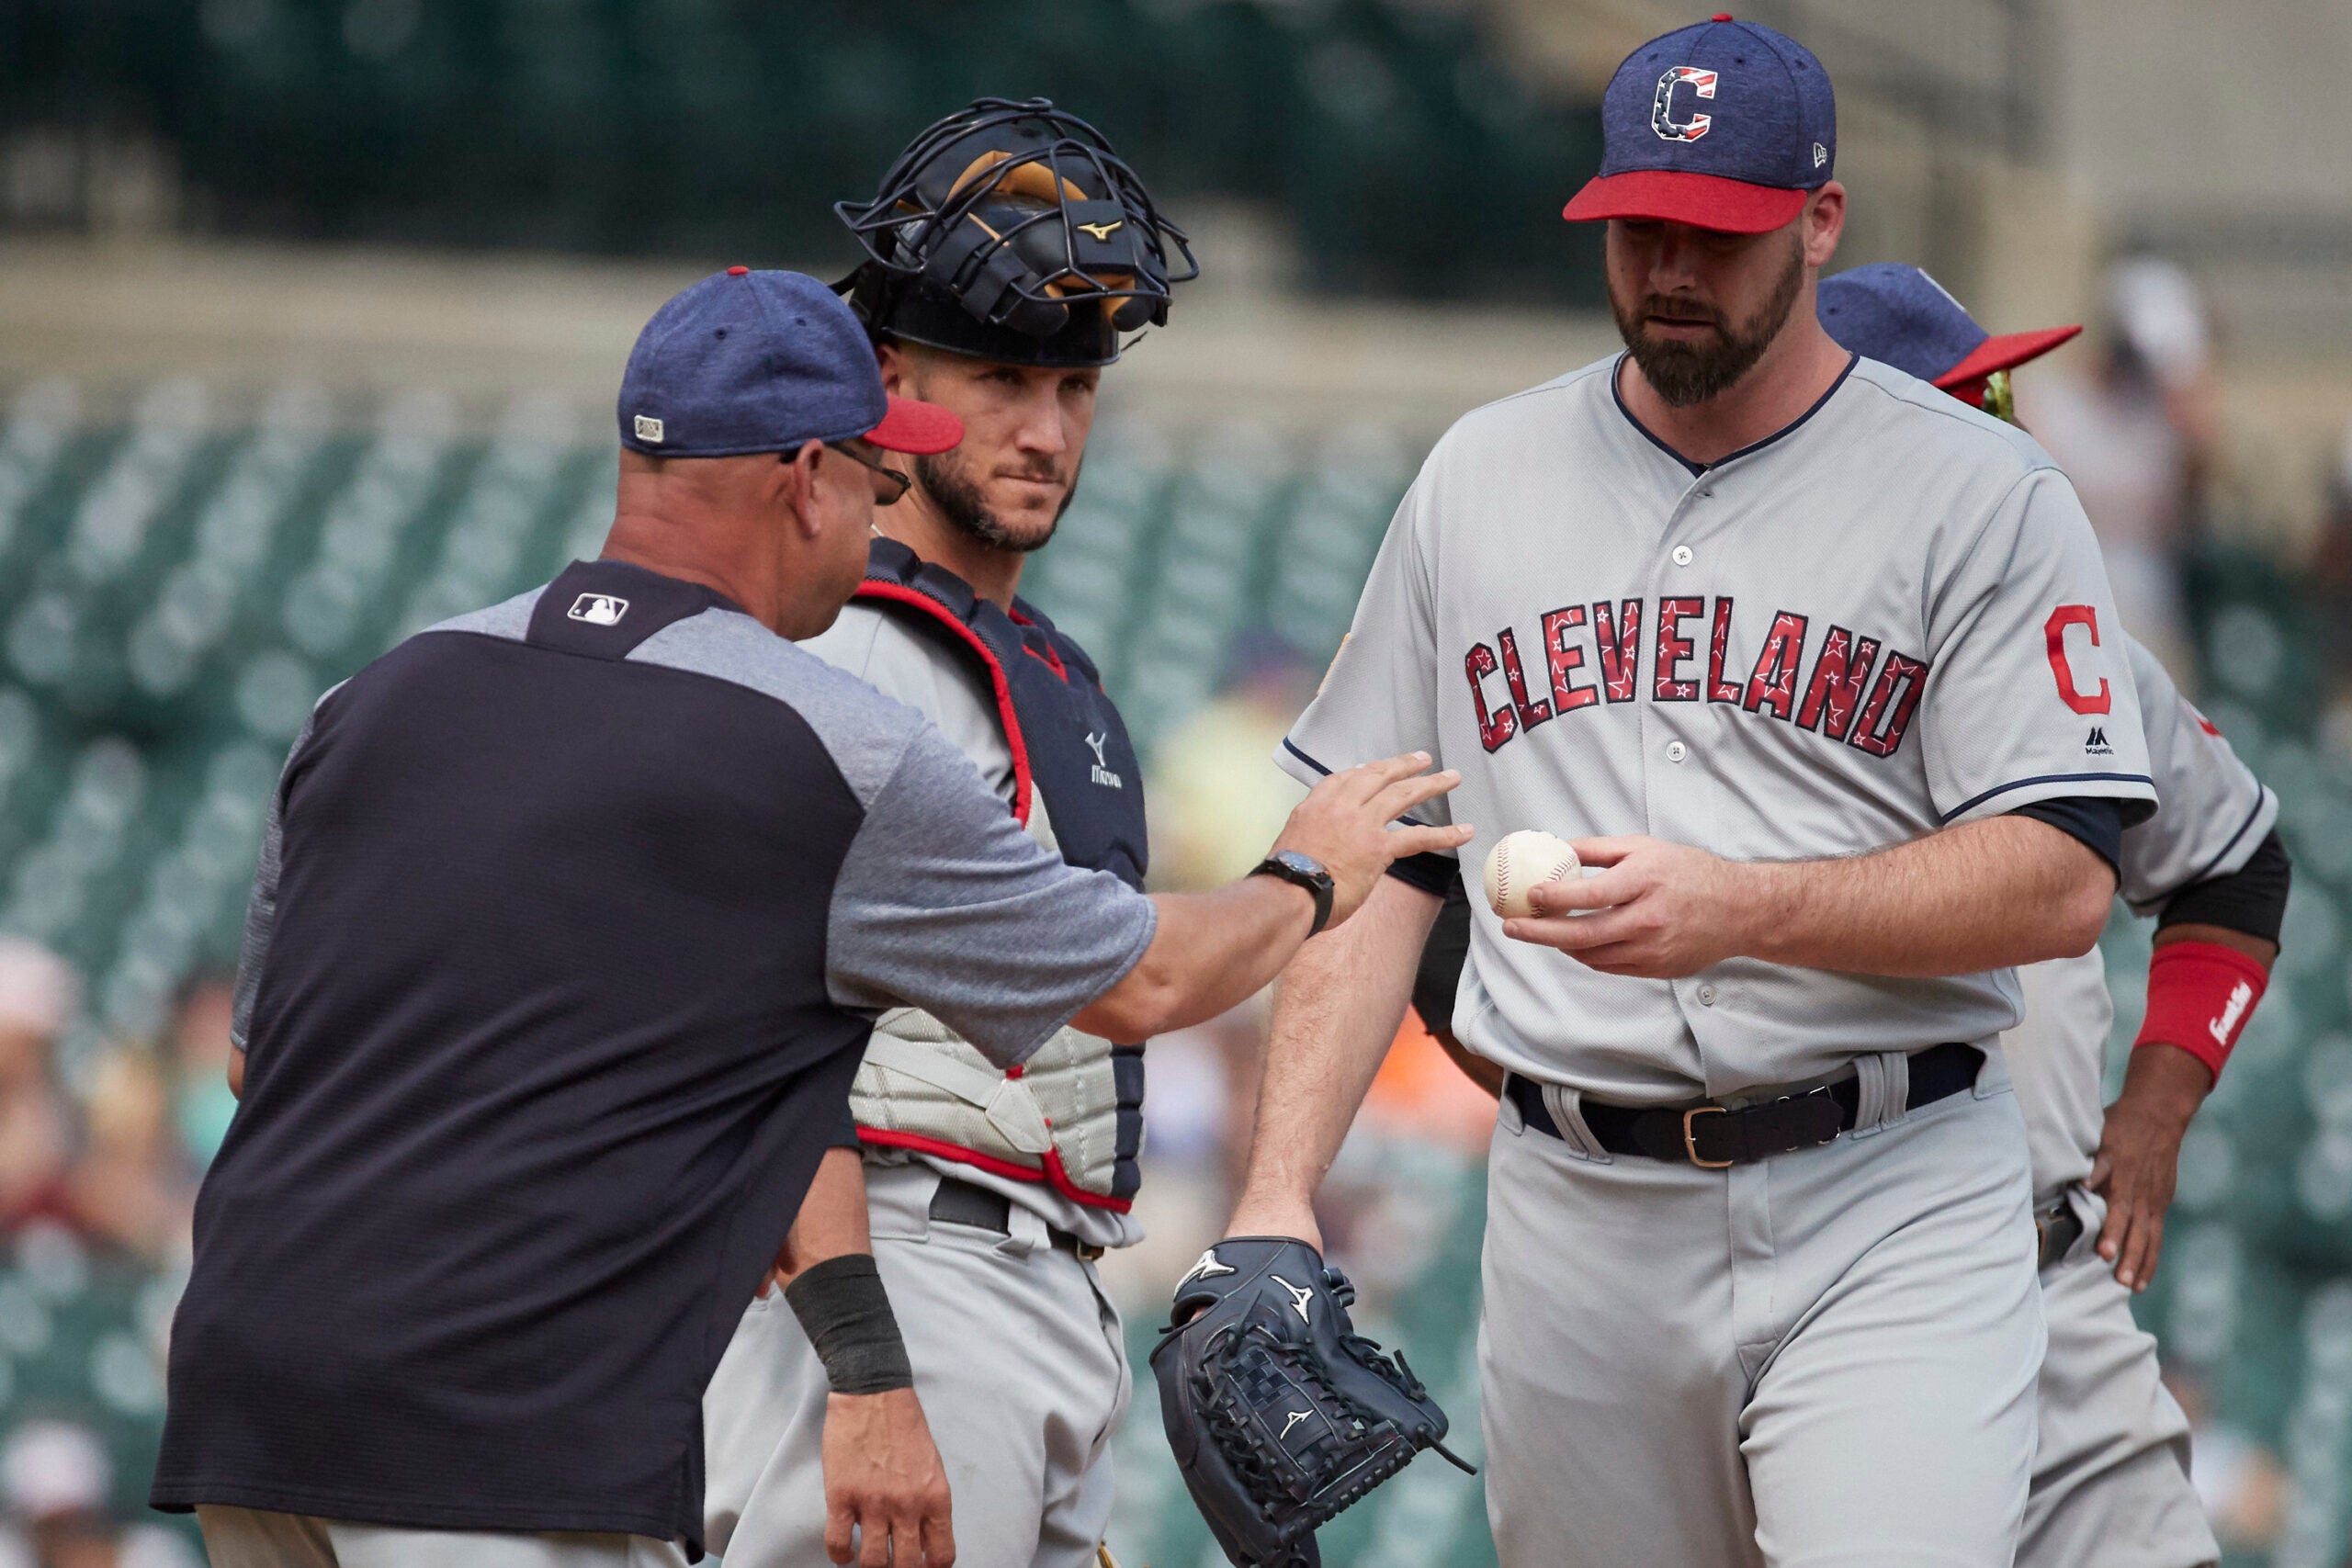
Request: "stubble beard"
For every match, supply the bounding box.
[1611,237,1808,410]
[913,449,1082,556]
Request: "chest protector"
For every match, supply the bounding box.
[848,539,1149,1209]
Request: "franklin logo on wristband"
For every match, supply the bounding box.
[2210,979,2254,1046]
[2136,940,2271,1082]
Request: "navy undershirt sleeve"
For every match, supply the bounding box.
[2012,795,2124,880]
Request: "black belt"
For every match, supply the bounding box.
[1504,1043,1984,1168]
[2036,1192,2086,1270]
[928,1176,1105,1261]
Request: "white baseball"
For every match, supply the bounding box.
[1483,829,1580,919]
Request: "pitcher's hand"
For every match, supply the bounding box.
[1503,836,1750,978]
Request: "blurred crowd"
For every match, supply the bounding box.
[0,939,224,1568]
[2016,254,2352,765]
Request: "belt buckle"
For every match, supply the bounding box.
[1682,1105,1734,1168]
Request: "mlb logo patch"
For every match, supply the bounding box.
[568,592,628,626]
[634,413,664,445]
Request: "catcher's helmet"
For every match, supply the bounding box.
[836,97,1196,368]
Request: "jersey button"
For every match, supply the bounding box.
[1666,740,1688,762]
[1671,545,1694,567]
[1696,984,1718,1006]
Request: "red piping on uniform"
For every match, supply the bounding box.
[855,1127,1135,1213]
[855,581,1034,827]
[1007,608,1070,681]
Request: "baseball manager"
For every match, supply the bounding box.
[150,268,1467,1568]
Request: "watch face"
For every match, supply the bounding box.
[1273,851,1327,880]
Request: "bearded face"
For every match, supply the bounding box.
[911,442,1082,555]
[1608,227,1808,409]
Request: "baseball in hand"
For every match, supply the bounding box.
[1483,830,1580,919]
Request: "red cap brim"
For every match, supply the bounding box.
[865,395,963,456]
[1563,170,1808,234]
[1932,324,2084,389]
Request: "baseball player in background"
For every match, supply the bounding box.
[1819,264,2287,1568]
[1413,264,2294,1568]
[703,100,1196,1568]
[1205,17,2163,1566]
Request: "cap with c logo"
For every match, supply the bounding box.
[1563,15,1838,235]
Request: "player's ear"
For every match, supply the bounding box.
[1803,182,1845,269]
[875,341,911,399]
[776,443,827,539]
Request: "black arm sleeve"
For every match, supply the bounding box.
[1385,849,1460,897]
[2156,828,2290,945]
[1412,874,1474,1042]
[2011,795,2124,881]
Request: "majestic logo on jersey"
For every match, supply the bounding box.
[1270,1274,1316,1325]
[1463,595,1928,762]
[1652,67,1718,142]
[2211,979,2254,1045]
[1085,730,1125,789]
[2043,604,2112,716]
[2085,727,2113,756]
[1179,1248,1237,1286]
[567,592,629,626]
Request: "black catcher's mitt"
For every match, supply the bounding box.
[1150,1236,1474,1567]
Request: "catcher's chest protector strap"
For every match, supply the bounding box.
[849,541,1148,1208]
[855,538,1148,889]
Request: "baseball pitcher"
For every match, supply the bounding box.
[1186,18,2160,1567]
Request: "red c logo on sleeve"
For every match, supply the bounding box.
[2043,605,2111,715]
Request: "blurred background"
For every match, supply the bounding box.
[0,0,2349,1563]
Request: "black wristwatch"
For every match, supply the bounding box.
[1250,851,1335,937]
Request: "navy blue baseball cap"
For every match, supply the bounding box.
[618,266,962,458]
[1817,264,2081,395]
[1564,15,1837,234]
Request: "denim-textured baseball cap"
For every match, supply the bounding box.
[1817,264,2081,389]
[617,267,962,458]
[1564,15,1836,234]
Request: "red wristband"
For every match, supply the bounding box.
[2134,940,2270,1082]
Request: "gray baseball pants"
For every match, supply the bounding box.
[703,1165,1130,1568]
[2018,1190,2218,1568]
[196,1506,687,1568]
[1477,1050,2043,1568]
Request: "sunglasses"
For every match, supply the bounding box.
[786,441,911,505]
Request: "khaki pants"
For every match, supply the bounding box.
[197,1506,688,1568]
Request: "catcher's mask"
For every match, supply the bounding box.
[836,97,1197,369]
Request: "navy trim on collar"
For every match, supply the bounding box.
[1610,352,1861,476]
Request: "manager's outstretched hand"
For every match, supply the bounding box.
[1071,752,1468,1043]
[1273,751,1471,930]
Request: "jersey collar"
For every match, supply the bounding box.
[1610,351,1860,478]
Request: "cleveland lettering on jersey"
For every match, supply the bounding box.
[1465,592,1930,760]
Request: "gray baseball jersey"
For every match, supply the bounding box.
[2003,633,2275,1205]
[1283,354,2156,1102]
[2002,635,2265,1568]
